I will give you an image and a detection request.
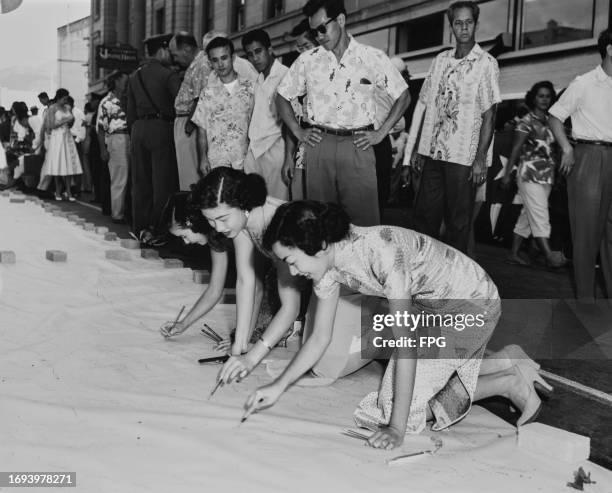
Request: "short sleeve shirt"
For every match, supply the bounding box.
[277,37,408,129]
[97,92,128,135]
[191,73,255,169]
[248,59,289,159]
[548,65,612,142]
[515,112,556,185]
[175,52,258,114]
[417,44,501,167]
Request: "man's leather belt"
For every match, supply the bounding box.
[303,122,374,137]
[175,112,190,118]
[572,138,612,147]
[138,113,174,122]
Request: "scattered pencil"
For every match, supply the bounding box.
[198,355,230,364]
[200,328,223,344]
[341,429,370,441]
[387,450,433,466]
[203,323,223,342]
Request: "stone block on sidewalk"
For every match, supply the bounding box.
[46,250,67,262]
[52,210,68,218]
[104,232,118,241]
[10,197,26,203]
[141,249,159,259]
[163,258,183,269]
[95,226,109,234]
[82,222,95,231]
[518,423,590,463]
[192,270,211,284]
[0,251,16,263]
[120,238,140,249]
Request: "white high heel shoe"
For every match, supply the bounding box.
[511,363,554,427]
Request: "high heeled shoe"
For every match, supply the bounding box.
[512,363,554,427]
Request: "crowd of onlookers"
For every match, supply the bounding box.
[1,0,611,300]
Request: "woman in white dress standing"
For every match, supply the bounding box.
[39,88,82,201]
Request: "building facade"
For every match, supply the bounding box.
[88,0,612,101]
[58,15,90,109]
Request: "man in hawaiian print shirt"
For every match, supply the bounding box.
[403,1,500,254]
[97,71,130,224]
[276,0,410,227]
[191,37,255,172]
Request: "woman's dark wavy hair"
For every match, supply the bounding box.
[524,81,556,110]
[160,192,230,252]
[263,201,350,256]
[190,167,267,212]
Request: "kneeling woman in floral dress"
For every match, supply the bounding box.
[247,201,552,449]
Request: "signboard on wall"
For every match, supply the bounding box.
[96,45,139,70]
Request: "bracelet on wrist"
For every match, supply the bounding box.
[258,336,272,351]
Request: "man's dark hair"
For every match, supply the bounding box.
[174,32,198,50]
[597,28,612,59]
[66,96,75,107]
[30,106,39,115]
[241,29,272,50]
[205,36,235,57]
[290,18,318,44]
[53,88,69,102]
[446,1,480,24]
[38,92,49,100]
[106,70,127,91]
[302,0,346,19]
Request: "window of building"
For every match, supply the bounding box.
[476,0,511,41]
[355,28,390,53]
[231,0,246,32]
[266,0,284,19]
[203,0,214,32]
[155,7,165,34]
[396,11,445,54]
[520,0,599,49]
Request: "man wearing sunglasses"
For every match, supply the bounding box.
[276,0,410,227]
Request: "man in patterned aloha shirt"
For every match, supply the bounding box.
[276,0,410,227]
[405,1,501,254]
[97,71,130,223]
[191,37,255,172]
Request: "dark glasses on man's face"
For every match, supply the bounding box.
[313,16,337,35]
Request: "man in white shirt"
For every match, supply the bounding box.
[242,28,290,200]
[549,29,612,300]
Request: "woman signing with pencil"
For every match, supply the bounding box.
[158,192,234,341]
[242,201,551,449]
[191,168,375,383]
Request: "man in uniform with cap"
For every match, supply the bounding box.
[127,33,181,244]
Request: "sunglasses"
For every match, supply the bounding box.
[313,16,338,35]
